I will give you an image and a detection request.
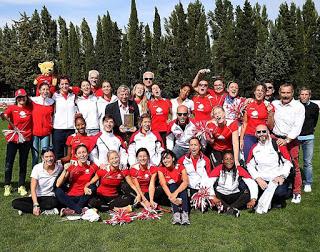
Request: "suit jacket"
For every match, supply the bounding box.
[105,99,140,137]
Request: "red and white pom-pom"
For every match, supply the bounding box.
[228,97,246,120]
[2,129,25,143]
[104,209,136,226]
[190,187,213,213]
[193,121,212,139]
[136,209,163,221]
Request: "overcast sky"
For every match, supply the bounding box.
[0,0,318,35]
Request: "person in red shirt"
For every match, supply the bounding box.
[55,144,98,215]
[129,148,167,209]
[1,88,32,197]
[60,115,98,165]
[192,80,214,121]
[84,150,139,212]
[132,83,148,115]
[158,150,190,225]
[31,82,54,168]
[205,106,240,167]
[240,83,274,161]
[147,84,172,144]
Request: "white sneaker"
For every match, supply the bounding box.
[41,208,59,215]
[304,185,312,193]
[291,194,301,204]
[18,210,23,216]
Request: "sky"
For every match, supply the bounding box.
[0,0,319,35]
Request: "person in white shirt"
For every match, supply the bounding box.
[170,83,194,120]
[272,83,305,204]
[91,114,128,168]
[52,76,77,159]
[167,105,198,159]
[76,80,100,135]
[246,124,292,209]
[97,81,118,130]
[128,113,164,166]
[12,148,62,215]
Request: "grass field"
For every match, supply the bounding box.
[0,121,319,251]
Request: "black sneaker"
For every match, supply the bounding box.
[226,207,240,217]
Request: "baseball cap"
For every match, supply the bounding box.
[15,88,27,98]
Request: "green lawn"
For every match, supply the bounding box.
[0,121,319,251]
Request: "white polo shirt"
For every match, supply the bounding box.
[170,97,194,120]
[52,92,77,129]
[272,99,305,139]
[97,95,118,129]
[76,95,100,130]
[31,162,63,197]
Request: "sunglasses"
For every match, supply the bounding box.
[177,112,188,116]
[199,84,208,87]
[144,78,153,81]
[256,130,267,134]
[41,146,54,155]
[266,86,274,90]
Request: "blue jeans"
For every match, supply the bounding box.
[32,135,50,168]
[300,139,314,185]
[168,183,189,213]
[52,129,75,159]
[243,134,258,162]
[55,187,92,214]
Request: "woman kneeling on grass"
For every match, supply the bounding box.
[55,144,98,216]
[208,151,258,217]
[85,150,140,212]
[12,148,62,215]
[158,150,190,225]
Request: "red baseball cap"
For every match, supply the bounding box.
[15,88,27,98]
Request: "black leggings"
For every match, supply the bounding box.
[88,195,134,212]
[12,196,59,213]
[215,190,250,209]
[5,141,31,186]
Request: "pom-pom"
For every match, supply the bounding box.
[136,209,163,221]
[2,129,25,143]
[190,187,213,213]
[104,209,136,226]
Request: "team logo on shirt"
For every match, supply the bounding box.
[155,107,163,114]
[85,169,90,174]
[144,174,149,179]
[217,135,225,140]
[117,174,122,179]
[19,111,27,118]
[251,110,258,118]
[197,104,204,111]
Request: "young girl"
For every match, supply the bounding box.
[158,150,190,225]
[1,88,32,197]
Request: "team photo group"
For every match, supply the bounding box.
[1,67,318,225]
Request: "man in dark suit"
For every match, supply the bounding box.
[105,85,140,142]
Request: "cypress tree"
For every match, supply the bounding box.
[144,24,152,72]
[40,6,57,60]
[69,22,81,83]
[152,7,161,72]
[57,17,69,75]
[120,33,130,88]
[128,0,141,84]
[80,18,95,77]
[95,16,104,74]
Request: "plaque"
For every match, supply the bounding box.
[123,113,134,131]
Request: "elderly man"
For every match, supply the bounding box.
[297,87,319,192]
[167,105,198,159]
[143,71,154,100]
[272,83,305,204]
[105,85,139,141]
[88,70,103,96]
[247,125,292,211]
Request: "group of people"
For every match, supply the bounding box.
[2,68,318,224]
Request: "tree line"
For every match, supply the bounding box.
[0,0,319,98]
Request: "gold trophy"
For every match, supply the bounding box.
[123,113,134,132]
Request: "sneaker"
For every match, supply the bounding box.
[18,186,28,196]
[171,212,181,225]
[217,204,224,214]
[60,208,76,217]
[291,193,301,204]
[41,208,59,215]
[81,207,89,215]
[18,210,23,216]
[304,185,312,193]
[4,185,12,197]
[181,211,190,225]
[226,207,240,217]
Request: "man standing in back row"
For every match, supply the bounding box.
[272,83,305,204]
[297,87,319,193]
